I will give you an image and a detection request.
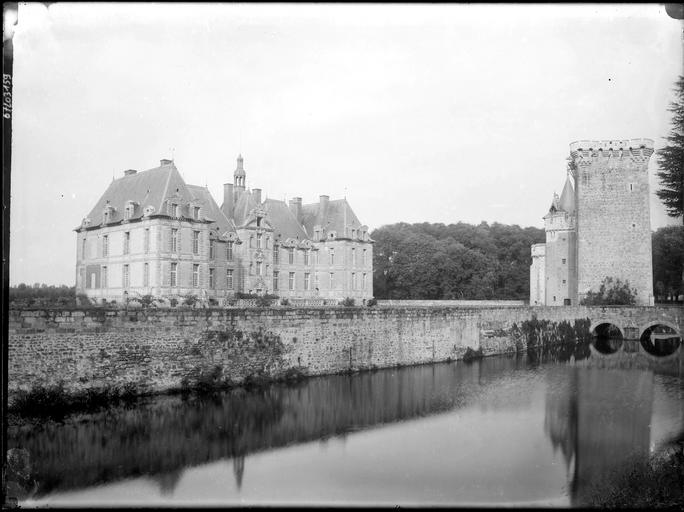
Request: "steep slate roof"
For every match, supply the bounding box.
[230,189,259,228]
[83,163,192,226]
[301,198,363,238]
[263,199,309,241]
[186,184,235,236]
[558,176,575,214]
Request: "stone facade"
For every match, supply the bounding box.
[75,156,373,304]
[530,139,654,306]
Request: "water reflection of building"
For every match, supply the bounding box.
[544,367,654,506]
[11,357,531,498]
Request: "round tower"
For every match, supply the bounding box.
[569,139,654,305]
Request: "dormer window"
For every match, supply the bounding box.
[102,205,115,225]
[123,201,137,221]
[352,229,356,239]
[193,206,200,220]
[175,204,181,218]
[256,216,262,228]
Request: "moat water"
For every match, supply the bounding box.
[7,344,684,507]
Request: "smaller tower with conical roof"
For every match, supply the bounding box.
[542,176,577,305]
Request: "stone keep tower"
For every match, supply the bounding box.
[569,139,654,306]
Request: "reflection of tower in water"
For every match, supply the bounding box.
[233,455,245,490]
[544,367,654,507]
[155,469,183,496]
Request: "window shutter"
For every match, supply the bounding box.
[162,261,169,287]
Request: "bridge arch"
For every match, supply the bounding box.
[589,319,626,339]
[638,321,681,358]
[590,320,625,355]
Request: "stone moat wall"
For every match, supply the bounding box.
[7,305,682,400]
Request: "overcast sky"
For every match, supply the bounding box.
[8,3,683,286]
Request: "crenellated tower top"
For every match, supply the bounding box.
[569,139,654,175]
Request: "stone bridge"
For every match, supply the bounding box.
[581,305,683,361]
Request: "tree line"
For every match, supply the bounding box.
[370,222,683,302]
[371,221,544,300]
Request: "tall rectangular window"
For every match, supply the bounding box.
[330,248,334,265]
[226,242,233,261]
[329,272,334,289]
[256,233,262,249]
[144,263,149,287]
[304,272,310,291]
[102,235,109,257]
[352,272,356,290]
[193,206,200,219]
[102,266,108,288]
[170,262,177,287]
[256,261,262,276]
[193,264,200,287]
[192,231,200,255]
[209,240,215,259]
[226,269,233,289]
[273,246,279,264]
[351,248,355,267]
[144,228,150,253]
[209,268,215,289]
[289,272,295,290]
[273,271,279,291]
[123,232,130,254]
[288,248,294,265]
[171,229,178,252]
[562,258,566,264]
[123,264,130,288]
[81,238,87,259]
[304,250,309,266]
[363,249,367,266]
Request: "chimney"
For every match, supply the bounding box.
[289,197,302,223]
[124,169,137,176]
[160,159,173,166]
[319,194,329,214]
[223,183,234,218]
[253,188,262,205]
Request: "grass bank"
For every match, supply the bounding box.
[588,442,684,508]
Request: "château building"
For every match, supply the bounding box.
[75,155,374,304]
[530,139,654,306]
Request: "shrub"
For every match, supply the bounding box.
[341,297,356,307]
[139,294,158,308]
[280,298,290,306]
[367,297,378,307]
[580,277,638,306]
[168,297,178,307]
[463,347,484,362]
[183,294,198,307]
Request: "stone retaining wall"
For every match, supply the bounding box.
[7,305,682,400]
